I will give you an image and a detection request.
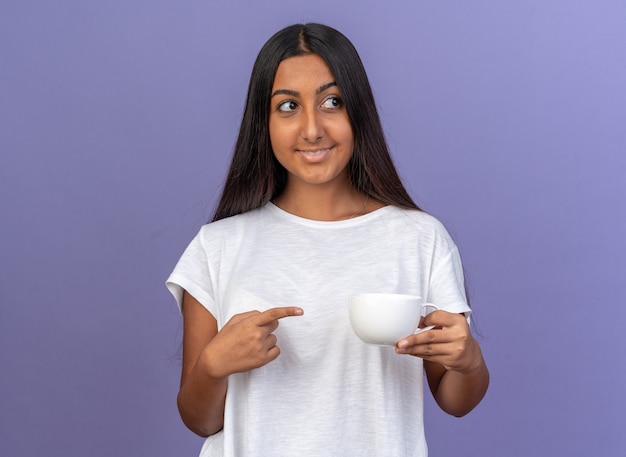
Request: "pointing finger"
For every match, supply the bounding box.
[256,307,304,326]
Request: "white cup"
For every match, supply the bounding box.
[348,293,438,346]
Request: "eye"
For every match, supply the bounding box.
[321,96,343,109]
[277,100,299,112]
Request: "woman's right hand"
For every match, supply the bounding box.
[203,306,304,379]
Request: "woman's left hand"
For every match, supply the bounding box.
[395,310,482,373]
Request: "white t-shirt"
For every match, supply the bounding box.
[166,203,470,457]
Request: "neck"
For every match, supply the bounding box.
[273,181,370,221]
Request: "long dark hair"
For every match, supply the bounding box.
[212,23,420,222]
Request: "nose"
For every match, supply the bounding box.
[300,108,324,142]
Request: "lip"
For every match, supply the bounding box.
[296,146,333,163]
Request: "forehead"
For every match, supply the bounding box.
[272,54,335,89]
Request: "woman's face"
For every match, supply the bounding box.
[269,54,354,190]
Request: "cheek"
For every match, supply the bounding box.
[269,120,296,150]
[338,125,354,151]
[334,116,354,147]
[268,121,283,151]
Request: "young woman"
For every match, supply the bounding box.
[167,23,488,457]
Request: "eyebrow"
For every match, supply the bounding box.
[271,81,337,98]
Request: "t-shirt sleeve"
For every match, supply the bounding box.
[165,228,217,316]
[427,246,471,319]
[424,219,472,320]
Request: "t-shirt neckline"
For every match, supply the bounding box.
[266,202,395,228]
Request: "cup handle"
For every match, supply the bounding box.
[414,304,439,334]
[420,303,439,317]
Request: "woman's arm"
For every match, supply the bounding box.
[177,291,304,437]
[396,311,489,416]
[177,291,227,437]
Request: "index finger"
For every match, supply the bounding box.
[256,306,304,325]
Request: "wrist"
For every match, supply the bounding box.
[200,346,230,381]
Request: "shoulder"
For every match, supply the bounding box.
[382,207,459,251]
[200,205,269,233]
[387,207,451,234]
[193,205,274,248]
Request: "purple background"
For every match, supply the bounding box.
[1,1,625,456]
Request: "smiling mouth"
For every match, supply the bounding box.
[297,147,333,155]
